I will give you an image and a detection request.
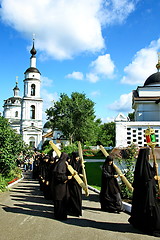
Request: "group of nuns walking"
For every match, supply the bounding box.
[32,146,160,237]
[33,151,82,220]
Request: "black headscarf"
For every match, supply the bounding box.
[69,152,81,172]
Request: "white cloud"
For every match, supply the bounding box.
[101,116,115,123]
[99,0,136,25]
[90,53,115,77]
[66,53,115,83]
[108,92,132,112]
[90,90,100,97]
[86,73,99,83]
[0,0,137,60]
[121,39,160,85]
[65,71,84,80]
[41,76,54,87]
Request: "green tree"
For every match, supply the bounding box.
[0,117,27,176]
[46,92,101,144]
[97,122,115,147]
[128,112,135,121]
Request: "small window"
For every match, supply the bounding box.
[30,105,35,119]
[31,84,36,96]
[15,111,18,117]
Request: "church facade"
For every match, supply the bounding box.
[115,57,160,148]
[3,41,43,149]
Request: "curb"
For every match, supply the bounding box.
[7,175,24,189]
[88,185,131,213]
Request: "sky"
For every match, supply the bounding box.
[0,0,160,124]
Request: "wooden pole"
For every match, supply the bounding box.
[78,141,89,196]
[49,140,89,196]
[99,145,133,192]
[49,140,61,157]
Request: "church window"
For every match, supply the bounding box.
[30,105,35,119]
[31,84,36,96]
[15,111,18,117]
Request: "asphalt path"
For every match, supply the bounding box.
[0,172,157,240]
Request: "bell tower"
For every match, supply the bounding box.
[20,39,43,149]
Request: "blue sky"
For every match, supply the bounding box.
[0,0,160,124]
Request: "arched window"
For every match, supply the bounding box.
[30,105,35,119]
[31,84,36,96]
[15,111,18,117]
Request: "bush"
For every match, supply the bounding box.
[0,116,27,176]
[61,143,78,154]
[0,167,22,192]
[0,174,8,192]
[116,143,139,199]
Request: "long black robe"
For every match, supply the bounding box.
[42,156,53,200]
[100,156,123,212]
[67,152,82,217]
[128,148,160,237]
[53,152,70,220]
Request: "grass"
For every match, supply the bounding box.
[85,162,102,190]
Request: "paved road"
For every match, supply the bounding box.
[0,172,157,240]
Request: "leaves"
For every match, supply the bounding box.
[46,92,101,144]
[0,116,27,176]
[97,122,115,147]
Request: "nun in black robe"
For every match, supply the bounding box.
[53,152,71,220]
[128,148,160,237]
[67,152,82,217]
[42,155,52,200]
[100,156,123,213]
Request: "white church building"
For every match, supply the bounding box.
[3,41,43,149]
[115,57,160,148]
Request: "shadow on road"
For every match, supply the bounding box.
[1,172,144,236]
[64,217,142,234]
